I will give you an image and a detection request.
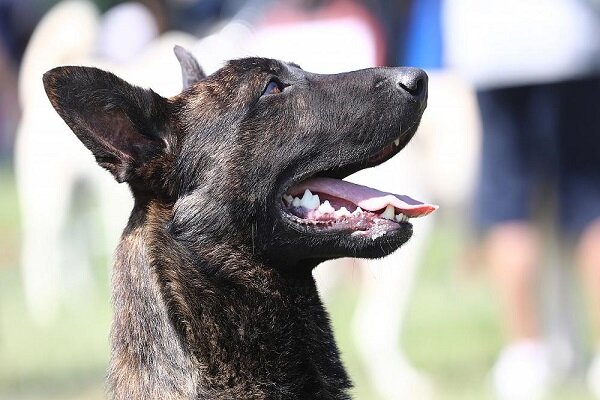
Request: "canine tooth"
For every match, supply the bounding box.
[353,207,363,216]
[381,205,395,220]
[394,138,400,146]
[292,197,301,207]
[318,200,335,214]
[283,194,293,204]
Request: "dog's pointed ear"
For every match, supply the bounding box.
[43,66,172,184]
[174,45,205,90]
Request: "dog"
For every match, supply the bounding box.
[42,46,434,398]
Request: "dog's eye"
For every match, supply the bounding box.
[262,80,284,96]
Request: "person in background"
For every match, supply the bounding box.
[444,0,600,398]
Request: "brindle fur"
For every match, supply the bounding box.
[42,52,427,399]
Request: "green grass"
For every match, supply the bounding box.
[0,166,594,399]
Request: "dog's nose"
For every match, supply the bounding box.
[396,67,428,99]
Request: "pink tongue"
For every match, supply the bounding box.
[290,177,438,218]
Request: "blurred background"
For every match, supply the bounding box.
[1,0,600,399]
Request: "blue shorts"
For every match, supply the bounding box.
[475,77,600,238]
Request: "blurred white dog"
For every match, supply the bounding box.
[15,0,184,323]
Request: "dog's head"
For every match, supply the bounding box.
[43,47,435,268]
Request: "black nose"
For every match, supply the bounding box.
[396,67,428,99]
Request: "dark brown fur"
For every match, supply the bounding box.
[42,52,427,399]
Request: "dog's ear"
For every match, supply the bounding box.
[174,45,205,90]
[43,66,172,184]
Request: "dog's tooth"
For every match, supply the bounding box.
[395,213,409,223]
[353,207,363,216]
[292,197,301,207]
[381,205,395,220]
[395,213,408,222]
[301,189,312,200]
[335,207,351,218]
[318,200,335,214]
[299,190,319,210]
[311,194,321,210]
[283,194,293,204]
[394,138,400,147]
[300,189,315,209]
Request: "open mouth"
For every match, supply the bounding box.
[280,130,438,239]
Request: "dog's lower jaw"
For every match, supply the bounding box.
[267,220,413,267]
[108,203,352,400]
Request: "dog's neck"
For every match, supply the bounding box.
[108,203,351,399]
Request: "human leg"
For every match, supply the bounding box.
[476,85,554,399]
[556,75,600,396]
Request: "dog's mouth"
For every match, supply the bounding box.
[279,128,438,239]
